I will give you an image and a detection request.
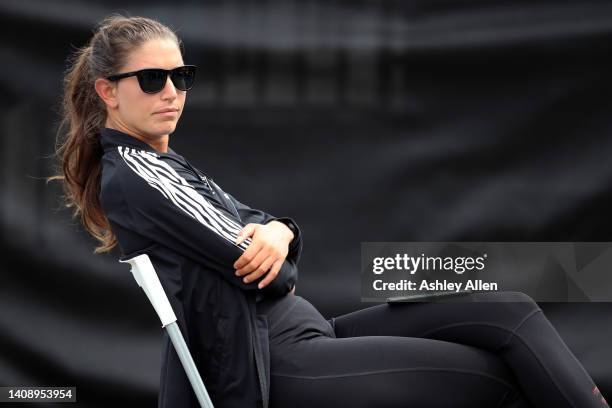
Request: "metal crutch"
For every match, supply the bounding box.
[120,253,214,408]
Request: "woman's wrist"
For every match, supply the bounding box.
[267,220,295,243]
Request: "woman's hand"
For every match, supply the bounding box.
[233,221,295,289]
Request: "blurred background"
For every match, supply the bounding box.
[1,0,612,406]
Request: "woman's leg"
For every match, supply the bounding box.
[270,333,531,408]
[327,291,608,408]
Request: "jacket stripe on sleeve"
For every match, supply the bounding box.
[118,146,252,250]
[133,152,252,240]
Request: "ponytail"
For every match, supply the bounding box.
[48,13,181,253]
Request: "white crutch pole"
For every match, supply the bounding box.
[120,254,214,408]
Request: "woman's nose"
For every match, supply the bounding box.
[161,75,178,97]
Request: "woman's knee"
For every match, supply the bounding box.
[469,290,539,306]
[483,291,543,329]
[496,291,540,309]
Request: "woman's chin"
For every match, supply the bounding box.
[151,121,177,134]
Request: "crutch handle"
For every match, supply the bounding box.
[120,254,177,327]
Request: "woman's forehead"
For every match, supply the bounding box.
[126,39,183,70]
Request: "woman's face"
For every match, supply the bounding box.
[101,38,187,143]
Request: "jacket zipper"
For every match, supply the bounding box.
[249,298,268,408]
[184,160,215,194]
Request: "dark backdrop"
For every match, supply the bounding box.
[1,1,611,406]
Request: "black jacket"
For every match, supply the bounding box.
[99,127,303,408]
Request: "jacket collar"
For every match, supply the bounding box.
[100,127,180,157]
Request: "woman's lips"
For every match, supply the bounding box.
[154,110,178,116]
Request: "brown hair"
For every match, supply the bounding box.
[47,13,183,253]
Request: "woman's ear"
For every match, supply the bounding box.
[94,78,119,109]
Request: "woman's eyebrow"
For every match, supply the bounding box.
[132,64,186,70]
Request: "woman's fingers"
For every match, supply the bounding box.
[233,221,291,286]
[235,240,281,277]
[235,243,265,276]
[257,259,284,289]
[234,237,263,270]
[235,223,257,246]
[244,256,276,286]
[240,249,274,283]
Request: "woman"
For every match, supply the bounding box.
[50,14,608,408]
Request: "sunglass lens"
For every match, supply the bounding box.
[138,70,167,93]
[171,66,196,91]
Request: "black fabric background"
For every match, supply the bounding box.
[1,1,611,406]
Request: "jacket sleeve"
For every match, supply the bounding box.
[218,184,303,265]
[212,180,303,295]
[110,147,296,296]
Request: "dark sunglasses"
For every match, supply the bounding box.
[105,65,197,94]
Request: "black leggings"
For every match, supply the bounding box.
[267,291,608,408]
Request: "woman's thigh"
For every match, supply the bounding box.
[269,335,529,408]
[329,291,541,352]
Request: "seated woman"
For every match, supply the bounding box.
[51,13,608,408]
